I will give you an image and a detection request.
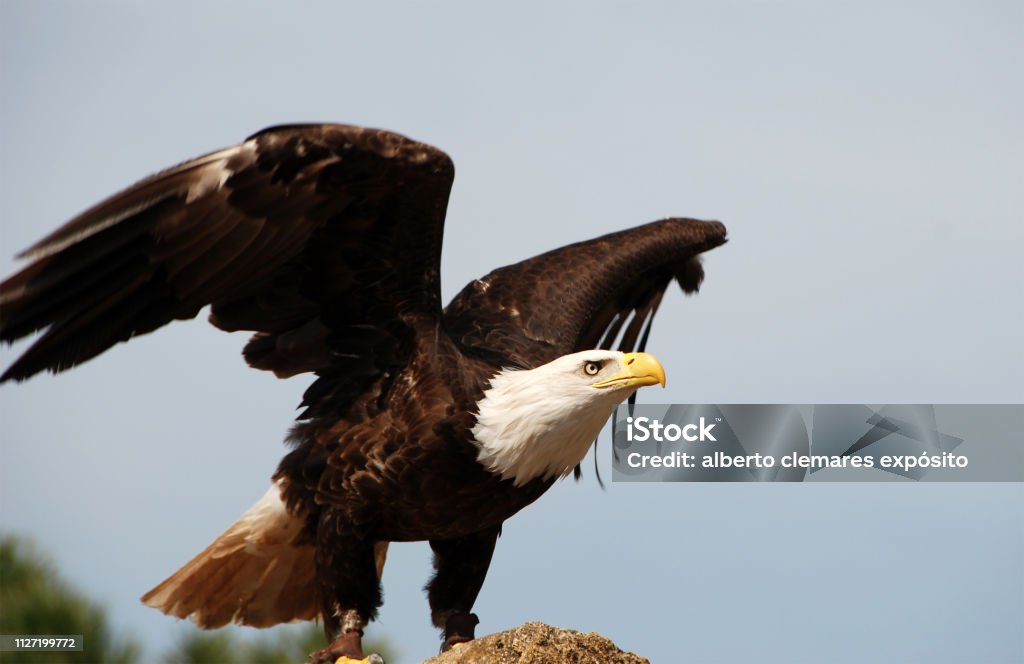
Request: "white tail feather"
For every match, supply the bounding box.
[141,481,318,628]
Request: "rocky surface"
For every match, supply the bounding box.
[421,621,649,664]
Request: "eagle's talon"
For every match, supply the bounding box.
[307,630,382,664]
[440,611,479,652]
[441,640,470,653]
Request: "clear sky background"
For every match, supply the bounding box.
[1,2,1022,663]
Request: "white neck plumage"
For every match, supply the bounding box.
[470,351,650,486]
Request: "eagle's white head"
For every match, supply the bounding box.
[472,350,666,486]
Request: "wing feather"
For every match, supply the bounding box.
[443,218,727,367]
[0,124,454,389]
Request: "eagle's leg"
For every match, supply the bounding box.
[426,525,501,651]
[307,521,384,664]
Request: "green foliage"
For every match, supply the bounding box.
[0,534,397,663]
[0,535,141,664]
[164,623,396,664]
[163,626,314,664]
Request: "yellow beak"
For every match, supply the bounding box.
[591,352,667,390]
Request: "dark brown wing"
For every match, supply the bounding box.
[442,218,727,368]
[0,124,454,418]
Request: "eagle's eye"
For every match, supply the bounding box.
[583,361,602,376]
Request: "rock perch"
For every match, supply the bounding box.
[422,622,649,663]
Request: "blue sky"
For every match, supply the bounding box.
[1,2,1022,662]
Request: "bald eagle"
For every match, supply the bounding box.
[0,124,726,662]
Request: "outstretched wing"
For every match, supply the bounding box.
[0,124,454,416]
[443,218,727,368]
